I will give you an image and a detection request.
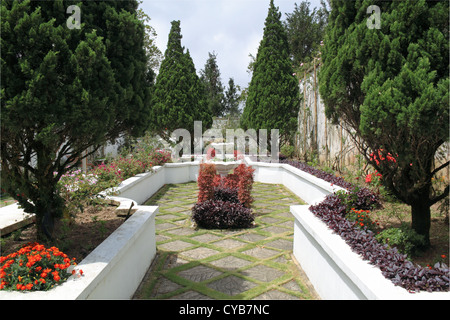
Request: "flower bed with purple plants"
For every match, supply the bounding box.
[281,159,449,293]
[192,163,255,229]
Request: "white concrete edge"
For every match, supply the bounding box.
[245,157,449,299]
[244,157,345,195]
[3,158,448,299]
[290,205,450,300]
[0,205,158,300]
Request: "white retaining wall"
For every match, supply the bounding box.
[0,205,157,300]
[247,157,449,300]
[112,162,200,205]
[245,158,345,204]
[1,159,448,299]
[0,162,201,300]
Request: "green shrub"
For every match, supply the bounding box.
[375,223,427,258]
[280,144,295,159]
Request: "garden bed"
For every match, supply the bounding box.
[245,157,449,299]
[291,204,449,299]
[0,200,157,299]
[1,203,124,263]
[2,157,447,299]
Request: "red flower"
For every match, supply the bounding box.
[206,147,216,160]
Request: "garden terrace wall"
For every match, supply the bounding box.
[0,205,157,300]
[244,157,345,204]
[3,159,448,299]
[0,163,199,299]
[111,162,200,205]
[291,205,449,300]
[245,157,449,300]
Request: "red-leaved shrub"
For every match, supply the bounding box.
[197,163,217,203]
[198,163,255,207]
[234,164,255,208]
[194,163,256,229]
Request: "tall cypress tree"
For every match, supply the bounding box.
[200,52,226,117]
[319,0,449,246]
[150,20,212,142]
[1,0,152,239]
[241,0,299,145]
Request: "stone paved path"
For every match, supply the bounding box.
[133,182,318,300]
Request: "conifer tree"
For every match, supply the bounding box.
[224,78,241,116]
[1,0,152,239]
[284,0,329,66]
[241,0,299,146]
[200,52,226,117]
[150,20,212,142]
[319,0,449,246]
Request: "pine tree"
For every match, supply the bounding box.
[319,0,449,246]
[284,0,329,66]
[224,78,241,116]
[241,0,299,146]
[200,52,226,117]
[1,0,152,239]
[150,20,212,142]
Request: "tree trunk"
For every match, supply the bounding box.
[35,208,55,241]
[410,198,431,248]
[34,174,63,242]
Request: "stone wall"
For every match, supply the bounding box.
[295,69,449,174]
[296,69,359,170]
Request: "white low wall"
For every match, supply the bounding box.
[0,205,157,300]
[2,159,448,299]
[246,158,449,300]
[0,161,200,300]
[291,205,450,300]
[244,158,345,204]
[112,162,200,205]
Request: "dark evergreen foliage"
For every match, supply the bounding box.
[318,0,449,245]
[150,20,212,142]
[241,0,300,145]
[200,52,226,117]
[1,0,152,239]
[283,0,329,65]
[224,78,241,116]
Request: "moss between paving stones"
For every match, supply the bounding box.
[133,182,318,300]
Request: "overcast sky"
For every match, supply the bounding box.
[139,0,324,90]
